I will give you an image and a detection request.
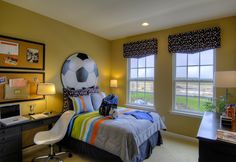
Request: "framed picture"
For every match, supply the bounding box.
[0,71,45,104]
[0,35,45,70]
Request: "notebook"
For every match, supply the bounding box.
[0,104,29,126]
[0,116,29,126]
[30,113,48,119]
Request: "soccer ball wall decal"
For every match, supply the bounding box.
[61,53,99,90]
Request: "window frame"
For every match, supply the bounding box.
[126,55,156,109]
[172,49,216,116]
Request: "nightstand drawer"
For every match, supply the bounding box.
[0,139,19,157]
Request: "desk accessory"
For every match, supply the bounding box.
[0,104,29,126]
[5,84,30,99]
[30,113,48,119]
[37,83,56,113]
[0,71,45,104]
[220,115,232,127]
[217,129,236,144]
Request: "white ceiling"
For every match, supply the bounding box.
[4,0,236,40]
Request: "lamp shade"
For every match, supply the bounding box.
[37,83,56,95]
[110,80,118,88]
[215,71,236,88]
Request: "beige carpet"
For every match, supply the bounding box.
[23,134,198,162]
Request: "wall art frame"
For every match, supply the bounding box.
[0,35,45,70]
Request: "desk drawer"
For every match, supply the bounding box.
[0,127,20,143]
[0,127,20,138]
[22,120,43,130]
[0,153,19,162]
[0,139,19,157]
[43,117,58,125]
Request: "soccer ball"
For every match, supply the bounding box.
[61,53,99,90]
[109,109,118,119]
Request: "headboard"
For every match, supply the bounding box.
[61,52,99,110]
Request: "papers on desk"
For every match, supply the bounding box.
[217,129,236,144]
[30,113,48,119]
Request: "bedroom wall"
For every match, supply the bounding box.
[1,1,236,139]
[0,1,111,114]
[111,16,236,137]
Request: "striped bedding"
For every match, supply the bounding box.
[67,107,166,162]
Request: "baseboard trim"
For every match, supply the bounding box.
[161,130,198,143]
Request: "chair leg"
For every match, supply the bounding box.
[45,156,51,162]
[32,144,72,162]
[55,144,73,158]
[50,144,54,156]
[55,151,68,156]
[31,155,49,162]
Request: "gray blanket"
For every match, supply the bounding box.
[90,108,166,162]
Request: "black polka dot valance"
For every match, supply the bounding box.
[168,27,221,54]
[123,38,157,58]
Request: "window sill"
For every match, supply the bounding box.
[170,110,203,118]
[125,104,156,112]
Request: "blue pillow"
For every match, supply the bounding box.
[70,95,94,114]
[91,92,106,110]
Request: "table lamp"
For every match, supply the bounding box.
[215,71,236,102]
[110,79,118,88]
[37,83,56,113]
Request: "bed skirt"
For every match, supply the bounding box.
[61,131,163,162]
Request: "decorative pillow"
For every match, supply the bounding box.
[91,92,106,110]
[70,95,94,114]
[63,87,99,111]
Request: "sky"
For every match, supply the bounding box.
[130,49,214,80]
[176,49,214,80]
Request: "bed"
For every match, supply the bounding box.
[60,53,166,162]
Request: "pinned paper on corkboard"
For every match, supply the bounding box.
[0,35,45,70]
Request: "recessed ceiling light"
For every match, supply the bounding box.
[142,22,149,27]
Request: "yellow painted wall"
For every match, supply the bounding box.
[111,16,236,137]
[0,1,236,138]
[0,1,111,114]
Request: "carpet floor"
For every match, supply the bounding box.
[23,134,198,162]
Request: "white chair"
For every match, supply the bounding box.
[32,110,75,162]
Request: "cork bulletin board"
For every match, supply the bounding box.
[0,35,45,70]
[0,71,45,104]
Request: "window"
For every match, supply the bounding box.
[173,49,215,114]
[127,55,155,108]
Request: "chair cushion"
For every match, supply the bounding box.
[70,95,94,114]
[91,92,106,110]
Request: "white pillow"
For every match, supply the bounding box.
[91,92,106,110]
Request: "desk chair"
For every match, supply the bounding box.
[32,110,75,162]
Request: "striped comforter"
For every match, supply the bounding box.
[68,107,166,162]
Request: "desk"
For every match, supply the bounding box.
[197,112,236,162]
[0,113,60,162]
